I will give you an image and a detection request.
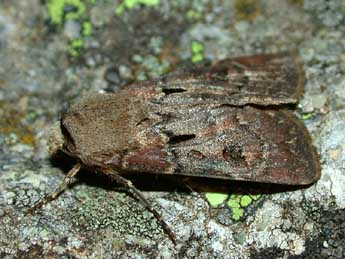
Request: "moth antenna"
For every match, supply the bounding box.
[27,163,81,215]
[106,172,177,245]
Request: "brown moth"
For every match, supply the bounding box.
[30,53,320,244]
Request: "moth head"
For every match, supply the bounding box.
[47,121,65,156]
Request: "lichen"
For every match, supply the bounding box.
[191,40,204,63]
[47,0,87,25]
[302,113,314,120]
[115,0,160,15]
[82,21,92,36]
[46,0,94,57]
[68,38,84,56]
[227,194,261,221]
[205,193,228,207]
[132,54,171,80]
[205,191,261,221]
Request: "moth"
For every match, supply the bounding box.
[29,53,320,244]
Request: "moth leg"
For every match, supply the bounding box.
[181,177,197,193]
[107,173,177,245]
[27,163,81,214]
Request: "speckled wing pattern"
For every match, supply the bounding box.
[61,53,320,185]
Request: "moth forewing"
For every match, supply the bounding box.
[137,52,305,107]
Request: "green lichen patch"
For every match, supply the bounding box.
[82,21,92,36]
[302,113,314,120]
[186,10,202,21]
[47,0,87,25]
[191,41,204,63]
[70,186,163,240]
[227,194,262,221]
[205,191,262,222]
[68,38,84,56]
[46,0,97,57]
[115,0,160,15]
[205,193,228,207]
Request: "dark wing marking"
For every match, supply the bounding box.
[122,105,320,185]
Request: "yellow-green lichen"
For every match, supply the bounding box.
[191,41,204,63]
[302,113,314,120]
[68,38,84,56]
[227,194,261,221]
[115,0,160,15]
[186,9,202,21]
[47,0,94,57]
[82,21,92,36]
[240,195,252,207]
[205,192,262,221]
[205,193,228,207]
[250,194,261,201]
[47,0,65,24]
[227,195,244,221]
[48,0,87,25]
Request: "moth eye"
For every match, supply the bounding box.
[162,88,187,95]
[167,134,196,145]
[222,145,245,161]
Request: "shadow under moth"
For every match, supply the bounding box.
[29,52,320,244]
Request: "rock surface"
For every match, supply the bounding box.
[0,0,344,258]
